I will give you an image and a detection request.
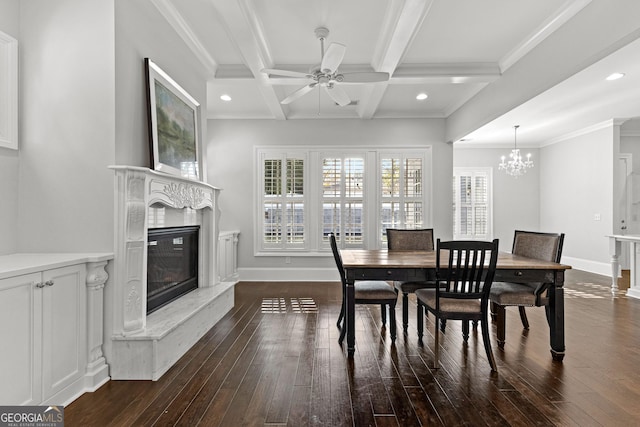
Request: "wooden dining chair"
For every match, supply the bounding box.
[386,228,436,333]
[416,239,499,371]
[330,233,398,344]
[490,230,564,348]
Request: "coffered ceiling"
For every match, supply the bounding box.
[151,0,640,146]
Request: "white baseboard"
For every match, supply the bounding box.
[561,256,612,277]
[239,267,338,282]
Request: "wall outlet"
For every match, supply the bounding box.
[594,213,601,221]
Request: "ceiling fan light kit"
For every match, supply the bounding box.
[261,27,389,107]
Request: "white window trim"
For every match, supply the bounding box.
[255,146,432,256]
[376,149,432,247]
[453,167,493,240]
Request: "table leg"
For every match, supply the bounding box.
[548,270,565,361]
[346,279,355,357]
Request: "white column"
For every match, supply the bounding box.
[85,260,110,389]
[609,236,621,294]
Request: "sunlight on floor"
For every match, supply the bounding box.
[261,297,318,313]
[564,281,622,299]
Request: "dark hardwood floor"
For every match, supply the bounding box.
[66,270,640,426]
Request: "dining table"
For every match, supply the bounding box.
[339,249,572,360]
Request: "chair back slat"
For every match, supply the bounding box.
[437,239,499,301]
[387,228,434,251]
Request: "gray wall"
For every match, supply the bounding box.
[18,0,116,252]
[207,118,452,274]
[0,0,19,255]
[540,125,615,273]
[453,147,540,251]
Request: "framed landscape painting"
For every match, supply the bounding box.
[145,58,200,179]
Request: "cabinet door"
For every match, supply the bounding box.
[0,273,43,405]
[41,264,87,402]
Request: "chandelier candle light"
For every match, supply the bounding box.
[498,125,533,177]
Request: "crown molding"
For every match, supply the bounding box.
[150,0,218,74]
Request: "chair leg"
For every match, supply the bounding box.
[402,292,409,333]
[434,315,440,369]
[389,303,397,342]
[440,318,446,333]
[337,289,345,328]
[462,320,470,342]
[545,304,551,326]
[490,301,498,321]
[381,304,387,326]
[481,316,498,372]
[496,304,506,349]
[518,306,530,329]
[338,315,346,345]
[417,301,424,342]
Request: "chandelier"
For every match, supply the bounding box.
[498,125,533,177]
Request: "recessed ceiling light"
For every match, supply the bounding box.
[220,94,232,101]
[416,93,428,100]
[606,72,625,81]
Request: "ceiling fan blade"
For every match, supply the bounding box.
[281,83,317,104]
[324,84,350,106]
[321,43,346,73]
[339,72,390,83]
[261,68,312,79]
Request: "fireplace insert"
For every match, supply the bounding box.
[147,225,199,314]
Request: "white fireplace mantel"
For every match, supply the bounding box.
[106,166,235,380]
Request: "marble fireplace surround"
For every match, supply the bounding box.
[106,166,235,380]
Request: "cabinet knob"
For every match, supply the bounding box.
[35,282,45,288]
[45,280,54,287]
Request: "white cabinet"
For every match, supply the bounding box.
[218,230,239,283]
[0,254,112,405]
[41,265,86,403]
[0,272,42,405]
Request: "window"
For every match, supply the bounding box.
[380,154,424,243]
[453,168,492,240]
[256,147,431,254]
[259,151,306,250]
[322,156,365,247]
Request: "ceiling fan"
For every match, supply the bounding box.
[261,27,389,106]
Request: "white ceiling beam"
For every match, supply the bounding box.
[499,0,593,72]
[209,0,286,120]
[392,63,501,84]
[358,0,435,119]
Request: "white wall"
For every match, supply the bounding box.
[453,147,540,250]
[114,0,209,177]
[17,0,115,252]
[207,118,451,276]
[540,125,615,274]
[620,119,640,234]
[0,0,19,255]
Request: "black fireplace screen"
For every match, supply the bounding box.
[147,226,199,314]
